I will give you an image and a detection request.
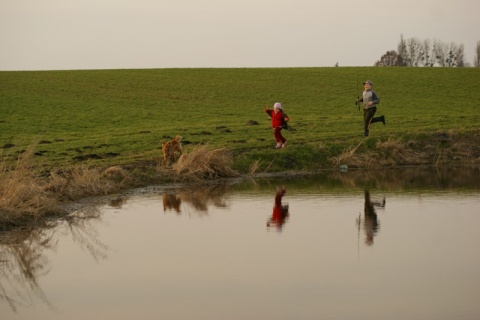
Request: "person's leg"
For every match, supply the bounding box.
[274,127,286,147]
[280,131,287,147]
[371,115,385,125]
[278,129,286,144]
[274,128,282,148]
[363,108,377,136]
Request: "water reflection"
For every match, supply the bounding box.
[1,167,480,318]
[162,193,182,213]
[161,184,230,215]
[357,190,386,246]
[0,184,235,313]
[266,186,290,231]
[0,206,107,313]
[108,196,127,209]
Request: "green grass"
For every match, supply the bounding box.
[1,67,479,172]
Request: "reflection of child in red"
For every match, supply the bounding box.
[267,186,289,231]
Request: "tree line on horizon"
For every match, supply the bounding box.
[374,34,480,67]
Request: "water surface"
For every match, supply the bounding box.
[1,168,480,320]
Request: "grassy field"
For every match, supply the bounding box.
[1,67,479,173]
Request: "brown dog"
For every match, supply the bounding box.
[162,135,183,165]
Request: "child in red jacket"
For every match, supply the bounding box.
[264,102,287,149]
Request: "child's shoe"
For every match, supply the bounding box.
[275,143,282,149]
[281,141,287,148]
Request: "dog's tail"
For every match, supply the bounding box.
[174,135,182,142]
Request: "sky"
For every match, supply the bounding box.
[1,0,479,70]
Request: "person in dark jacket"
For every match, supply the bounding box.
[355,80,385,137]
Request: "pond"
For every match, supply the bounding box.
[1,167,480,320]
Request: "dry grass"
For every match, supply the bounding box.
[1,142,241,224]
[0,146,126,224]
[375,137,427,166]
[330,141,364,168]
[102,165,129,181]
[331,131,480,169]
[0,145,57,223]
[171,145,238,182]
[331,137,429,168]
[46,165,117,200]
[248,159,262,175]
[430,131,480,167]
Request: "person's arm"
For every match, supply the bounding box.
[372,91,380,104]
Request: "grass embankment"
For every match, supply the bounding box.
[1,67,479,224]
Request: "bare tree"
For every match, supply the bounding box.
[456,43,465,67]
[407,37,422,66]
[434,39,447,66]
[423,39,435,67]
[474,41,480,67]
[385,35,467,67]
[374,50,401,66]
[397,34,409,66]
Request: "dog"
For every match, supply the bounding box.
[162,135,183,165]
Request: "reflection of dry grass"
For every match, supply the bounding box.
[172,145,238,182]
[0,203,107,312]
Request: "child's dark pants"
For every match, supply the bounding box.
[363,107,384,130]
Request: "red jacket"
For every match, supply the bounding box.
[265,109,284,128]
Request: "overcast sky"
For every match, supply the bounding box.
[1,0,479,70]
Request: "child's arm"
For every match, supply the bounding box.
[372,91,380,104]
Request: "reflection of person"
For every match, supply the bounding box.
[264,102,287,149]
[355,80,385,137]
[267,186,289,231]
[360,190,385,246]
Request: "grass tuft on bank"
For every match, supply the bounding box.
[172,145,238,182]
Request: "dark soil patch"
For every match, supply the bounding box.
[34,150,48,156]
[73,154,103,161]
